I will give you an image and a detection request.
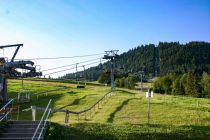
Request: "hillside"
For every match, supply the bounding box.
[7,79,210,139]
[62,41,210,81]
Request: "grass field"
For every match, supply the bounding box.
[7,79,210,139]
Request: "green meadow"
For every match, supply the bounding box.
[7,79,210,140]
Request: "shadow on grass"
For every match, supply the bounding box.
[33,94,64,107]
[107,98,138,123]
[67,91,78,95]
[116,89,136,95]
[135,87,149,92]
[13,93,65,120]
[57,94,97,110]
[46,123,210,140]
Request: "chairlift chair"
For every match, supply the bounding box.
[76,73,86,89]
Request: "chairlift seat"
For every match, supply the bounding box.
[77,85,85,88]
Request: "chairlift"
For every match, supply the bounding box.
[119,65,125,70]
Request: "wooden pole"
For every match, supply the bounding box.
[65,111,69,124]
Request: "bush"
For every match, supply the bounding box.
[115,75,137,89]
[153,77,164,94]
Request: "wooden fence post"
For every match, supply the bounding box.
[64,111,69,125]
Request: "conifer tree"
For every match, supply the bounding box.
[201,72,210,98]
[185,72,199,97]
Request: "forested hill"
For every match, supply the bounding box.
[61,41,210,81]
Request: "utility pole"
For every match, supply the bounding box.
[83,65,86,86]
[75,63,79,84]
[103,50,119,91]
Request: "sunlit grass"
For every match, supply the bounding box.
[7,79,210,139]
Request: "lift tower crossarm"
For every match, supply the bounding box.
[0,44,23,62]
[0,44,23,49]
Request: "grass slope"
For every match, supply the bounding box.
[7,79,210,139]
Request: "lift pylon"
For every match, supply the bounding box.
[0,44,42,102]
[103,50,119,90]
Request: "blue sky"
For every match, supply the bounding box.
[0,0,210,77]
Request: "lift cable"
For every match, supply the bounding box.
[43,60,106,76]
[41,57,103,72]
[14,53,104,61]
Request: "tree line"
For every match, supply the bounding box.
[98,70,138,89]
[153,72,210,98]
[61,41,210,84]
